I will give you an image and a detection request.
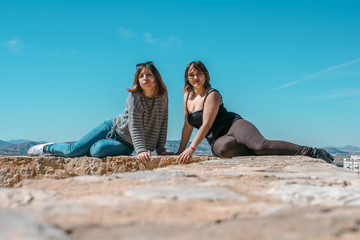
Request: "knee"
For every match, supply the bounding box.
[90,141,108,158]
[213,139,238,158]
[62,144,85,158]
[90,139,133,158]
[250,139,268,155]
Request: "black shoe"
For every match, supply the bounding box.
[312,148,334,164]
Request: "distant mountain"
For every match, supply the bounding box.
[0,140,13,147]
[7,139,43,144]
[324,145,360,154]
[323,147,348,155]
[0,139,47,148]
[0,142,43,156]
[337,145,360,153]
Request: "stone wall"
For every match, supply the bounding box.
[0,155,212,187]
[1,155,360,240]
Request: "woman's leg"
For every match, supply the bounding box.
[90,139,134,158]
[212,135,253,158]
[215,119,313,157]
[45,120,114,157]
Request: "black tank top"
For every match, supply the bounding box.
[187,89,242,145]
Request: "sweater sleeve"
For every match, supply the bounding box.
[156,94,168,154]
[127,93,148,154]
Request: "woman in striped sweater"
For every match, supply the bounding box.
[28,61,172,163]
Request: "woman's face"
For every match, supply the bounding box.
[188,68,206,89]
[138,67,156,93]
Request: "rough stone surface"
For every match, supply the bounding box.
[0,155,211,187]
[0,208,68,240]
[1,155,360,240]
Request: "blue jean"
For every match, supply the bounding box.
[45,120,134,158]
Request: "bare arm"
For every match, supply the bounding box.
[177,92,194,154]
[177,91,221,164]
[177,121,193,154]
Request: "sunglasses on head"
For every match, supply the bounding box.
[136,61,154,69]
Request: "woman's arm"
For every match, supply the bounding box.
[177,121,194,154]
[177,91,221,164]
[127,93,151,163]
[176,92,194,154]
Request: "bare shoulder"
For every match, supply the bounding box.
[206,89,222,103]
[183,91,191,102]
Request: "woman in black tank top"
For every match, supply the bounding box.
[176,61,334,164]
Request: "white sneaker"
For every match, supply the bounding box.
[27,142,54,156]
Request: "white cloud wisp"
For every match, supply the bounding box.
[117,27,136,38]
[275,57,360,90]
[117,27,182,48]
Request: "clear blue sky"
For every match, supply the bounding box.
[1,0,359,148]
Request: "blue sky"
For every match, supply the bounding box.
[1,0,359,148]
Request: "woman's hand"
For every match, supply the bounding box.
[177,147,195,164]
[159,151,175,155]
[137,151,151,163]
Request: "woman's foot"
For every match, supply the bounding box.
[312,148,334,163]
[27,142,53,156]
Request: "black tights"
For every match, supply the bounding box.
[212,119,313,158]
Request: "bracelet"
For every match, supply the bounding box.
[189,146,196,151]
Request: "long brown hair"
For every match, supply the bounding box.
[183,61,211,92]
[127,64,167,97]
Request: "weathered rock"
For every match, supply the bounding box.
[123,185,247,201]
[1,155,360,240]
[0,168,20,187]
[0,155,212,187]
[0,209,68,240]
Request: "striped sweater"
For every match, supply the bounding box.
[112,92,168,154]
